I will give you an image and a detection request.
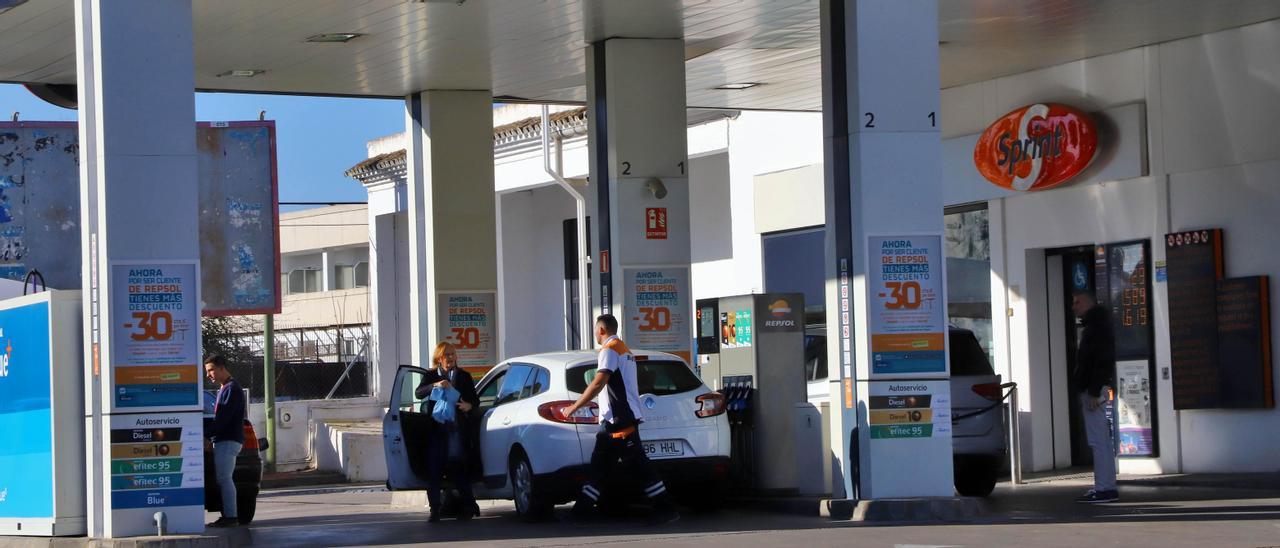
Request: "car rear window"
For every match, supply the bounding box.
[568,360,703,396]
[949,329,995,376]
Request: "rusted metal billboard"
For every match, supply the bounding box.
[0,120,280,315]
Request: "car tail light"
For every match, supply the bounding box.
[971,382,1003,402]
[241,422,260,450]
[538,401,599,424]
[695,392,726,418]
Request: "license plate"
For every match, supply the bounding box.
[642,439,684,459]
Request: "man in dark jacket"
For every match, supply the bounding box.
[204,355,246,527]
[1071,290,1118,503]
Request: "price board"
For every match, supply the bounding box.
[106,413,204,535]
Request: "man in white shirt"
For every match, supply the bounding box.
[564,314,678,524]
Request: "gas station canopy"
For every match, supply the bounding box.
[3,0,1279,109]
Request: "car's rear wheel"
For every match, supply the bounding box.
[954,461,998,497]
[236,486,259,524]
[509,452,550,520]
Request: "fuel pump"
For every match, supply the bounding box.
[695,293,806,493]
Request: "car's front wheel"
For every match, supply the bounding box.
[509,452,551,520]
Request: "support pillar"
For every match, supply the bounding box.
[367,209,401,402]
[586,38,693,363]
[404,91,500,373]
[76,0,205,537]
[822,0,952,500]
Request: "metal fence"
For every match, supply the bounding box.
[211,358,370,403]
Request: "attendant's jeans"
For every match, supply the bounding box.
[214,441,243,518]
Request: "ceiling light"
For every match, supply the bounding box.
[217,69,266,78]
[306,33,363,43]
[714,82,760,90]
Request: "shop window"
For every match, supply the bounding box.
[761,227,826,321]
[944,204,993,362]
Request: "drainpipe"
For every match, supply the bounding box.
[542,106,592,350]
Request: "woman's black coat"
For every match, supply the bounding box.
[414,366,483,481]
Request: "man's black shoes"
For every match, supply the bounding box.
[1075,489,1119,504]
[207,517,239,528]
[647,507,680,526]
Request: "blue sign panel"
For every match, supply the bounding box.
[0,301,53,519]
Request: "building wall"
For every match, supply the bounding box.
[280,205,369,254]
[498,185,579,358]
[476,19,1280,475]
[939,19,1280,474]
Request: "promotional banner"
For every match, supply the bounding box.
[111,263,201,410]
[867,235,948,377]
[0,300,53,520]
[436,292,498,380]
[1116,359,1154,456]
[623,267,691,364]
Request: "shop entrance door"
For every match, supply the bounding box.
[1045,246,1097,469]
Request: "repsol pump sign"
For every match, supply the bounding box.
[755,294,803,333]
[973,103,1098,192]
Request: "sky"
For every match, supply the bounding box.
[0,83,405,210]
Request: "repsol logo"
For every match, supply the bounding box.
[974,103,1097,192]
[764,320,796,328]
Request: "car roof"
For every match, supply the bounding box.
[503,349,686,369]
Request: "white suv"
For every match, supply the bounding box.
[383,350,731,518]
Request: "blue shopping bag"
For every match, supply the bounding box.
[430,384,460,424]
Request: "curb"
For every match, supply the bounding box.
[821,497,987,523]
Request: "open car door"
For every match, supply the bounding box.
[383,365,433,490]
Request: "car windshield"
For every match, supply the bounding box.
[567,360,703,396]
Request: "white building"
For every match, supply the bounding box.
[350,17,1280,480]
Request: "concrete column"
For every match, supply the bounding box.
[321,250,333,291]
[368,211,400,402]
[821,0,951,499]
[404,91,499,370]
[586,38,692,362]
[76,0,204,537]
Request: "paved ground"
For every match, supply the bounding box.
[205,475,1280,547]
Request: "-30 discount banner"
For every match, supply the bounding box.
[436,291,498,380]
[867,235,948,377]
[111,262,201,409]
[623,267,691,364]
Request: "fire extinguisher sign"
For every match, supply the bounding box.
[645,207,668,240]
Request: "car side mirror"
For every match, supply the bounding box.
[258,437,269,451]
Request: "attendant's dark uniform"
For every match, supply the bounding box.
[574,336,672,512]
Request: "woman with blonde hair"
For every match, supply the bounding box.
[414,341,481,522]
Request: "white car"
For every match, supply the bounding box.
[383,350,732,518]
